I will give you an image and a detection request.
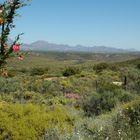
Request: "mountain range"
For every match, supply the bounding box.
[12,40,139,53]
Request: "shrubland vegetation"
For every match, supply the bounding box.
[1,0,140,139]
[0,52,139,139]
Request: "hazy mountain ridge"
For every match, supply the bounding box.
[20,40,138,53]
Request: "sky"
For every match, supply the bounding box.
[8,0,140,50]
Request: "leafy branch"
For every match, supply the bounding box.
[0,0,30,68]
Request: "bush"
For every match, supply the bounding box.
[62,67,81,77]
[30,67,48,76]
[82,83,134,116]
[19,68,29,74]
[123,99,140,126]
[108,63,119,71]
[23,91,35,100]
[0,77,23,94]
[0,102,76,140]
[7,70,17,77]
[82,92,118,116]
[137,63,140,69]
[72,99,140,140]
[114,99,140,139]
[83,93,102,116]
[93,62,109,73]
[93,62,119,73]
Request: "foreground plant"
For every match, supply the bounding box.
[0,0,30,72]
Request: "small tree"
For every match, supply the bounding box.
[0,0,30,72]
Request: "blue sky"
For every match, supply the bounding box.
[9,0,140,50]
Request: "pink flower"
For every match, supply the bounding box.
[12,44,20,52]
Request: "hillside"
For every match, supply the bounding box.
[0,52,140,139]
[7,52,140,69]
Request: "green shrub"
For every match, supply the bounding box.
[83,93,102,116]
[82,92,118,116]
[118,91,134,102]
[23,91,34,100]
[108,63,119,71]
[30,67,48,76]
[19,68,29,74]
[82,84,134,116]
[114,99,140,139]
[93,62,109,73]
[93,62,119,73]
[62,67,81,77]
[123,99,140,126]
[97,81,120,93]
[0,78,23,94]
[72,99,140,140]
[7,70,17,77]
[0,102,76,140]
[137,63,140,69]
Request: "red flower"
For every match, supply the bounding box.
[12,44,20,52]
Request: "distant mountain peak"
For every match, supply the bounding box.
[21,40,139,53]
[30,40,49,45]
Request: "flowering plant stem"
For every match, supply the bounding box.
[0,0,29,68]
